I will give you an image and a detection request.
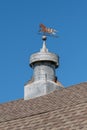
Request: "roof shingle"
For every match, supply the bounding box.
[0,82,87,129]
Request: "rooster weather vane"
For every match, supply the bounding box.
[39,23,58,40]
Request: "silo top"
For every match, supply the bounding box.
[30,42,59,68]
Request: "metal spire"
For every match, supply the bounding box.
[40,35,48,52]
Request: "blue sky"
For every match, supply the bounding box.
[0,0,87,103]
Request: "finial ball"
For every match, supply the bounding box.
[42,35,47,41]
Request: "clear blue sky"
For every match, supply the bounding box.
[0,0,87,103]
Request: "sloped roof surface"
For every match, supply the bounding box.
[0,82,87,130]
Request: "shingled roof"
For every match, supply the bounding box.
[0,82,87,130]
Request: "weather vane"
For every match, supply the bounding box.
[39,23,58,41]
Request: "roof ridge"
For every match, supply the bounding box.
[0,82,87,105]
